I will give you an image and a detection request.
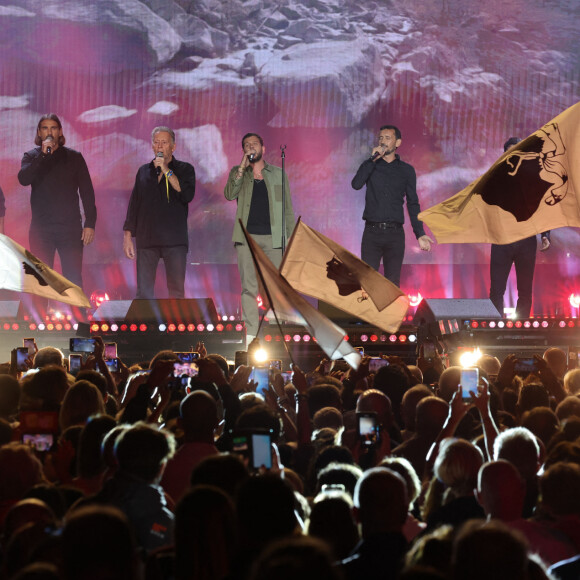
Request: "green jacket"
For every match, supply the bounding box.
[224,161,295,247]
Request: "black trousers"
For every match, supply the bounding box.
[489,236,537,318]
[361,222,405,287]
[29,226,84,288]
[136,245,187,299]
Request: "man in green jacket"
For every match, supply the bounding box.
[224,133,295,346]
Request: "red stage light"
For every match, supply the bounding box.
[235,324,243,332]
[515,321,522,328]
[523,321,531,328]
[130,324,137,332]
[568,321,575,327]
[303,334,311,342]
[360,334,368,342]
[186,324,194,332]
[471,321,479,329]
[139,324,147,332]
[293,334,301,342]
[178,324,186,332]
[389,335,397,342]
[29,323,37,331]
[197,324,205,332]
[101,324,109,332]
[264,334,272,342]
[399,335,407,342]
[226,324,233,332]
[55,323,63,331]
[541,321,549,328]
[120,324,128,332]
[91,324,99,332]
[168,324,176,332]
[506,321,514,328]
[3,323,9,331]
[47,324,54,331]
[284,334,291,342]
[64,323,72,331]
[90,290,110,309]
[216,324,224,332]
[370,334,378,342]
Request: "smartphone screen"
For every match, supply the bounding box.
[269,359,282,371]
[173,361,198,377]
[22,433,54,452]
[514,358,537,374]
[251,366,270,397]
[175,352,200,363]
[104,342,117,360]
[460,368,479,401]
[23,338,36,355]
[105,358,120,373]
[15,347,29,372]
[368,357,389,373]
[357,412,378,446]
[423,341,436,359]
[251,433,272,470]
[69,354,83,376]
[69,337,96,353]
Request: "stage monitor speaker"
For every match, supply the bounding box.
[92,300,133,321]
[0,301,22,319]
[124,299,219,325]
[317,300,363,325]
[413,298,501,325]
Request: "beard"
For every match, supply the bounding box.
[249,151,263,163]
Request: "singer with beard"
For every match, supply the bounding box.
[123,126,195,299]
[351,124,434,288]
[18,114,96,289]
[224,132,295,345]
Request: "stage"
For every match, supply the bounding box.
[1,297,579,371]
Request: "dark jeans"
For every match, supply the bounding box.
[361,222,405,287]
[136,245,187,299]
[29,226,84,288]
[489,236,537,318]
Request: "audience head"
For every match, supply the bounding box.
[250,536,340,580]
[77,414,117,479]
[179,390,219,442]
[434,438,483,497]
[555,396,580,422]
[0,374,20,419]
[400,385,433,431]
[539,461,580,517]
[307,384,342,418]
[235,404,281,442]
[436,367,461,402]
[356,389,394,430]
[415,396,449,438]
[114,422,175,483]
[494,427,540,480]
[517,383,550,416]
[61,505,139,580]
[312,407,343,431]
[373,364,410,422]
[174,485,237,580]
[451,520,529,580]
[353,466,408,536]
[563,368,580,395]
[24,366,70,411]
[380,456,421,506]
[543,347,568,379]
[0,443,45,504]
[236,473,298,546]
[521,407,560,448]
[476,460,525,521]
[32,347,64,369]
[58,380,105,431]
[316,461,362,497]
[191,453,249,498]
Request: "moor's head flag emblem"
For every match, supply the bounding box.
[477,123,568,221]
[326,257,361,296]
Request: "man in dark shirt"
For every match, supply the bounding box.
[224,132,295,345]
[123,126,196,299]
[18,114,96,288]
[351,125,433,287]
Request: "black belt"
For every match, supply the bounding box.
[365,221,402,230]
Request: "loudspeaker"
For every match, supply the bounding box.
[124,299,219,325]
[92,300,133,321]
[317,300,362,324]
[0,301,22,319]
[413,298,501,325]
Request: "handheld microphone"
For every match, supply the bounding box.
[44,136,54,155]
[249,153,255,162]
[371,145,386,161]
[155,151,164,175]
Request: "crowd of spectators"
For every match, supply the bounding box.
[0,334,579,580]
